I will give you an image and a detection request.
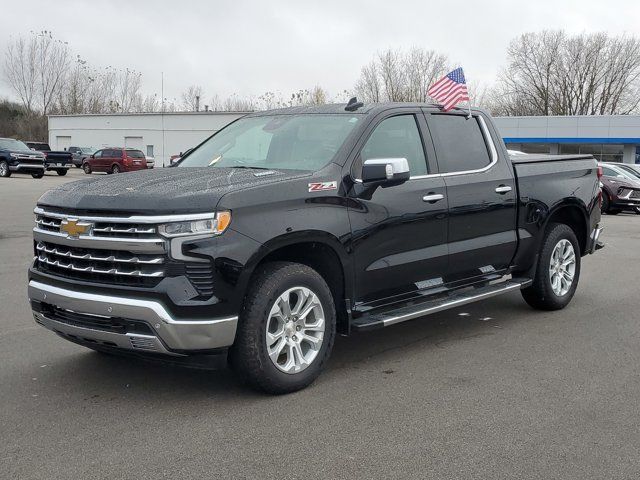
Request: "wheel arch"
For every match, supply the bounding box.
[543,201,589,255]
[240,231,352,334]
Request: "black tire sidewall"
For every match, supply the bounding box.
[56,169,67,176]
[525,223,581,310]
[83,164,91,174]
[0,160,10,177]
[601,192,609,213]
[231,262,336,394]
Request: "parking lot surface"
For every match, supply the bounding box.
[1,169,639,479]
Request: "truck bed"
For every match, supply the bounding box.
[509,153,595,164]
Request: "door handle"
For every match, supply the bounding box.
[495,185,512,194]
[422,193,444,203]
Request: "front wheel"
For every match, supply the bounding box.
[601,191,610,213]
[521,223,581,311]
[230,261,336,394]
[82,163,92,174]
[31,171,44,179]
[0,160,10,178]
[56,169,67,176]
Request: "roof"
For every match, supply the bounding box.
[251,102,481,117]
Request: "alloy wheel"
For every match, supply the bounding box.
[548,239,576,296]
[265,286,326,374]
[0,161,7,177]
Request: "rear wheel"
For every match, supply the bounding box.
[521,223,581,311]
[111,164,120,174]
[230,261,336,394]
[82,163,92,174]
[608,209,621,215]
[56,169,67,176]
[31,171,44,179]
[0,160,10,177]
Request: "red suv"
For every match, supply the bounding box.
[82,148,148,174]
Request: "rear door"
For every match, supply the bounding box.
[348,110,449,307]
[425,111,517,282]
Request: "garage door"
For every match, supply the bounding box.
[124,136,144,151]
[56,136,71,151]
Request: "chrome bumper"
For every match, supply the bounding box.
[10,163,45,171]
[28,280,238,354]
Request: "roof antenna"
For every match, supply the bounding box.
[345,96,364,112]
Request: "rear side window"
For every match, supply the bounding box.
[360,115,428,176]
[430,114,492,173]
[126,149,145,158]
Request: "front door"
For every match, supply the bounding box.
[348,111,449,308]
[426,111,517,282]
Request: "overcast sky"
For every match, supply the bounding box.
[2,0,640,104]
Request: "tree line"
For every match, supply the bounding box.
[2,29,640,140]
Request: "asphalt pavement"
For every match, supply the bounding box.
[1,168,639,479]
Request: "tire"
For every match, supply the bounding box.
[56,169,67,176]
[111,164,120,174]
[601,191,610,213]
[521,223,581,311]
[0,160,11,178]
[31,171,44,179]
[82,163,92,174]
[635,207,640,215]
[229,261,336,394]
[608,209,621,215]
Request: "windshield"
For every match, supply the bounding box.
[618,165,640,180]
[0,138,30,151]
[178,114,360,171]
[81,147,94,153]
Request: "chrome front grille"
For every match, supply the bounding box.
[35,210,159,239]
[36,242,165,278]
[32,207,216,297]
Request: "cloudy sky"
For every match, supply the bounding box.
[2,0,639,104]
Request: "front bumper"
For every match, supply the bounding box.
[28,280,238,355]
[10,163,45,172]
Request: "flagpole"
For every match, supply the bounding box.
[467,70,472,118]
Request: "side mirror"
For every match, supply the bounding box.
[362,158,410,185]
[90,154,95,159]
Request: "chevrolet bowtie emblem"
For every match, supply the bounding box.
[60,218,91,238]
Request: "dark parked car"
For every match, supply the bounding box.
[599,163,640,214]
[29,102,603,394]
[82,147,148,174]
[25,141,73,176]
[0,138,46,178]
[68,146,95,168]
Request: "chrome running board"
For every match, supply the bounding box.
[352,278,531,331]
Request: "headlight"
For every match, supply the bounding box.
[158,211,231,238]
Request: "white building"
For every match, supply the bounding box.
[49,111,640,167]
[48,111,247,167]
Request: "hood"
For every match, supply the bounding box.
[37,167,309,214]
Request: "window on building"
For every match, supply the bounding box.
[559,144,623,163]
[429,114,491,173]
[518,143,552,154]
[146,145,154,157]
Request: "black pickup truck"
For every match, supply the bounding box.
[25,141,73,176]
[28,102,603,394]
[0,137,46,178]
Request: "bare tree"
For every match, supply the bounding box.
[4,31,69,115]
[181,85,204,111]
[3,36,38,113]
[493,31,640,116]
[355,48,449,103]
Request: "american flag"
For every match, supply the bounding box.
[427,67,470,111]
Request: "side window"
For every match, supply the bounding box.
[360,115,428,176]
[93,150,103,158]
[430,114,492,173]
[601,167,618,177]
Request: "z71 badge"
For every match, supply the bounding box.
[308,181,338,192]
